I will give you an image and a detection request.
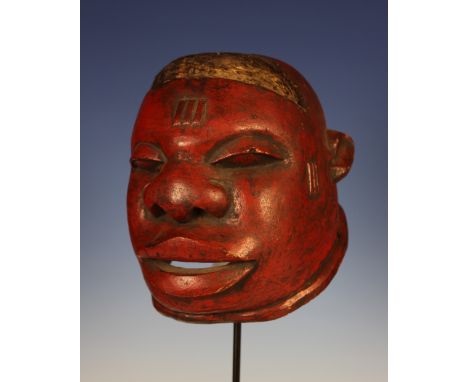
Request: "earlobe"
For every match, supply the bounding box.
[327,130,354,182]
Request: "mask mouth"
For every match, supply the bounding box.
[141,258,254,275]
[141,236,258,263]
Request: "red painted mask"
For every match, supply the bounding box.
[127,53,354,322]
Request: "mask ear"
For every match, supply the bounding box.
[327,130,354,182]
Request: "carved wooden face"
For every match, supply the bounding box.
[127,78,353,322]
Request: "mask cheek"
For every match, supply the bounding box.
[127,182,154,248]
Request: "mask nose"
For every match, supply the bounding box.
[143,165,229,223]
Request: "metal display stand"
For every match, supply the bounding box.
[232,323,241,382]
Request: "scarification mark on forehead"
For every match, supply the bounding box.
[172,97,208,128]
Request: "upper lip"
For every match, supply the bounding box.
[145,230,199,248]
[139,228,256,263]
[144,224,237,248]
[141,236,232,262]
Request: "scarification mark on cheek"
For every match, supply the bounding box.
[306,160,320,199]
[172,97,208,127]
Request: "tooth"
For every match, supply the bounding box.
[212,262,229,267]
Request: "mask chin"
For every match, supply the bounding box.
[150,206,348,323]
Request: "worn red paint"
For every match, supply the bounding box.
[127,53,354,323]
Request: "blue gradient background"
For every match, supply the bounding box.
[81,1,387,381]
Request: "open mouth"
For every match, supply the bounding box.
[171,261,230,268]
[145,260,233,274]
[139,236,257,298]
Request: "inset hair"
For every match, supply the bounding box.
[152,52,306,109]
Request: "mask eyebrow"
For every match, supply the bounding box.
[205,132,289,163]
[132,141,162,152]
[131,142,166,160]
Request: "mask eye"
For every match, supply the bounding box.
[130,158,164,173]
[213,152,282,168]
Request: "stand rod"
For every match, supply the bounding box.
[232,323,241,382]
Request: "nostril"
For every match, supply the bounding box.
[192,207,205,219]
[176,207,205,224]
[150,204,166,218]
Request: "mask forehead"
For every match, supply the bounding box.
[132,79,322,161]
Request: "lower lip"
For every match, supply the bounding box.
[141,259,256,298]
